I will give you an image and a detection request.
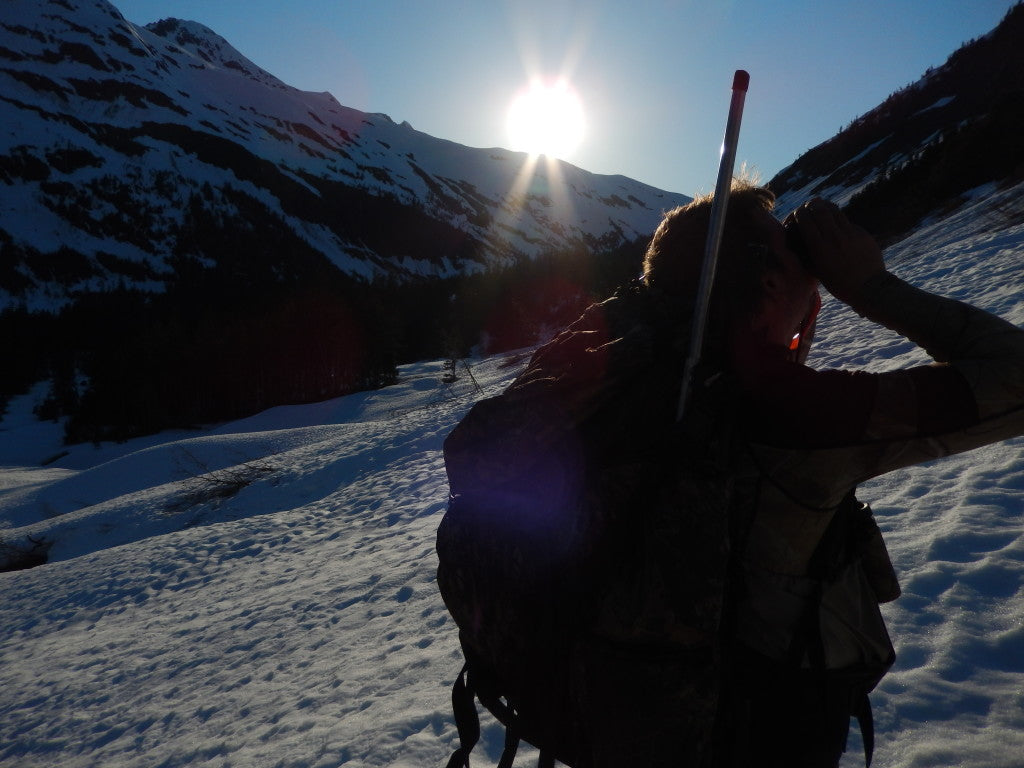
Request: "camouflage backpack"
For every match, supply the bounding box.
[436,282,736,768]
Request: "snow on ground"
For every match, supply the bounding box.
[1,187,1024,767]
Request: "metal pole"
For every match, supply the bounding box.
[676,69,749,422]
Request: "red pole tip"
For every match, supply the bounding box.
[733,70,750,92]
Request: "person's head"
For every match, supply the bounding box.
[642,180,819,364]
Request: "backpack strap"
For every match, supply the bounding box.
[498,716,520,768]
[853,691,876,768]
[446,663,480,768]
[445,657,530,768]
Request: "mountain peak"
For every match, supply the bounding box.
[145,17,286,89]
[0,0,690,312]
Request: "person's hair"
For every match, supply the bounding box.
[642,180,778,359]
[643,179,776,300]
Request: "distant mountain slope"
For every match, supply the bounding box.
[769,2,1024,242]
[6,0,1021,444]
[0,0,689,310]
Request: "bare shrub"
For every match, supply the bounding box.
[168,449,278,519]
[0,535,52,572]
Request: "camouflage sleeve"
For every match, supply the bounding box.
[850,271,1024,460]
[778,272,1024,494]
[744,272,1024,504]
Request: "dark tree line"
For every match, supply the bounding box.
[11,276,403,445]
[844,90,1024,244]
[1,212,648,445]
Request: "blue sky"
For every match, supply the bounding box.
[113,0,1018,197]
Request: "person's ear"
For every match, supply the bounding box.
[760,267,785,300]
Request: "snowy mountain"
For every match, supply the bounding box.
[1,174,1023,767]
[769,2,1024,242]
[0,0,689,310]
[0,0,693,443]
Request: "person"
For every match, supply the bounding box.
[574,181,1024,767]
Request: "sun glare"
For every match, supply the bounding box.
[506,79,586,161]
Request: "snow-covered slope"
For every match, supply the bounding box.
[0,0,690,309]
[769,3,1024,223]
[1,179,1023,767]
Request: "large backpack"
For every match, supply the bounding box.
[436,283,737,767]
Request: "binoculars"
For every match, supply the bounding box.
[784,219,811,267]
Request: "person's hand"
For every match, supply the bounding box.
[787,198,886,305]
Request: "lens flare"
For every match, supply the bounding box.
[506,79,586,160]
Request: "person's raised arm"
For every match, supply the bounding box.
[789,198,1024,425]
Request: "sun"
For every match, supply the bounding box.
[506,79,586,161]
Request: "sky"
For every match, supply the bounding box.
[110,0,1018,196]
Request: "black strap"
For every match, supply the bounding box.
[446,661,527,768]
[785,579,826,670]
[497,710,520,768]
[854,692,876,767]
[446,664,480,768]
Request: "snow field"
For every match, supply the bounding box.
[2,184,1024,766]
